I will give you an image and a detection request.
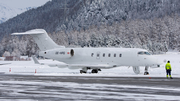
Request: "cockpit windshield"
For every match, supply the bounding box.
[138,51,151,55]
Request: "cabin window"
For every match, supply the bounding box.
[103,53,105,57]
[114,54,116,57]
[119,54,122,57]
[108,53,111,57]
[138,51,144,55]
[91,53,94,57]
[97,53,100,57]
[144,52,151,55]
[138,51,151,55]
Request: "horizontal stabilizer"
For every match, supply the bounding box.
[11,30,44,35]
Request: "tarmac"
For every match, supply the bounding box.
[0,73,180,101]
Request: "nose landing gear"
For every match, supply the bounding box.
[144,66,149,75]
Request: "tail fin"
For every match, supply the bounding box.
[12,29,65,51]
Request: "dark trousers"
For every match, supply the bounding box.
[166,70,171,76]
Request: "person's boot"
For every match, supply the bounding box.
[170,75,173,79]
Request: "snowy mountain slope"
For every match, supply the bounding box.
[0,0,51,23]
[0,3,34,23]
[0,4,16,23]
[0,0,180,57]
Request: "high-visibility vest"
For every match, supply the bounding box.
[165,63,171,70]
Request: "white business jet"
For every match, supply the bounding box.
[12,29,161,75]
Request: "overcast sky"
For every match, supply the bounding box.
[0,0,51,8]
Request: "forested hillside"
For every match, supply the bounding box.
[0,0,180,56]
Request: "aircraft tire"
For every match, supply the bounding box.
[80,70,83,74]
[144,72,149,75]
[92,69,98,73]
[80,70,86,74]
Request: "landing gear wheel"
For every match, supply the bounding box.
[91,69,98,73]
[144,72,149,75]
[144,66,149,75]
[80,70,86,74]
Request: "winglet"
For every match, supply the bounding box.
[32,55,40,64]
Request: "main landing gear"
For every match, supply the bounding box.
[80,67,89,73]
[80,67,101,74]
[80,70,87,73]
[91,69,101,73]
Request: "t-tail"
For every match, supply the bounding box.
[11,29,65,51]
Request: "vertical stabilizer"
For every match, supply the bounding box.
[12,29,64,51]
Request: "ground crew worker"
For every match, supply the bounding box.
[165,61,173,79]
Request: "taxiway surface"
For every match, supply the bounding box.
[0,73,180,101]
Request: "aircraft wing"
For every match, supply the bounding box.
[32,56,117,69]
[67,64,117,69]
[41,63,116,69]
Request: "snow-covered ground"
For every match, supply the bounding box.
[0,52,179,77]
[0,79,180,100]
[0,52,180,100]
